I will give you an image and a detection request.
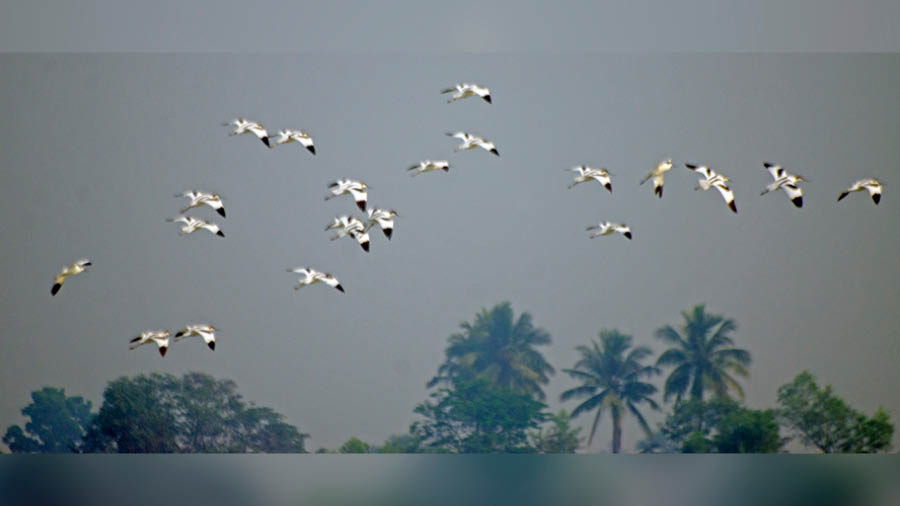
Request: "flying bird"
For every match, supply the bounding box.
[685,163,737,214]
[272,129,316,155]
[761,162,806,208]
[175,191,226,218]
[166,216,225,237]
[222,118,270,147]
[586,222,632,240]
[174,324,217,351]
[129,330,171,357]
[408,160,450,176]
[440,83,492,104]
[445,132,499,156]
[286,267,344,293]
[640,159,673,198]
[566,166,613,193]
[324,179,369,212]
[325,216,370,252]
[50,258,92,296]
[838,178,882,205]
[367,208,399,240]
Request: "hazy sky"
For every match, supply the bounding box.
[1,52,898,452]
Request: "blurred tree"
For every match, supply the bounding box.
[560,330,659,452]
[530,410,582,453]
[658,398,784,453]
[2,387,93,453]
[339,437,372,453]
[377,434,426,453]
[427,302,554,400]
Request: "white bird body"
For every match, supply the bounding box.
[838,178,882,205]
[325,216,370,252]
[324,179,369,211]
[685,163,737,214]
[440,83,492,104]
[287,267,344,293]
[445,132,499,156]
[761,162,805,208]
[367,208,398,240]
[273,129,316,155]
[640,159,673,198]
[51,258,92,296]
[166,215,225,237]
[223,118,270,147]
[567,166,613,193]
[175,191,226,218]
[586,222,632,240]
[129,330,171,357]
[174,324,217,351]
[408,160,450,176]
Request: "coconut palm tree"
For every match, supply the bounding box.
[427,302,554,400]
[560,330,660,452]
[655,304,752,403]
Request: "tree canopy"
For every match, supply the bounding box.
[3,387,93,453]
[658,398,784,453]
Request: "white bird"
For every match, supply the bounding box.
[222,118,270,148]
[445,132,500,157]
[838,178,883,205]
[272,129,316,155]
[761,162,806,208]
[166,215,225,237]
[566,166,613,193]
[685,163,737,214]
[367,208,399,240]
[325,216,370,252]
[586,222,632,240]
[286,267,344,293]
[174,324,217,351]
[175,191,226,218]
[440,83,492,104]
[408,160,450,176]
[50,258,92,296]
[324,179,369,212]
[129,330,171,357]
[640,159,673,198]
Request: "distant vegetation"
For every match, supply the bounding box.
[3,302,893,453]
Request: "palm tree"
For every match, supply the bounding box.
[654,304,752,403]
[427,302,554,400]
[560,330,660,452]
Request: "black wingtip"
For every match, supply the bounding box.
[685,163,697,169]
[624,232,633,240]
[84,262,92,266]
[307,145,316,155]
[217,230,225,237]
[604,183,612,193]
[129,336,141,343]
[483,95,492,104]
[261,136,270,148]
[208,341,216,351]
[655,186,663,198]
[490,148,499,157]
[384,229,393,240]
[361,241,370,252]
[872,193,881,205]
[51,283,61,296]
[217,208,226,218]
[175,331,184,338]
[159,347,168,357]
[356,201,367,212]
[792,196,803,208]
[837,192,848,202]
[335,284,345,293]
[728,201,738,214]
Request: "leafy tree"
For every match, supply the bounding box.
[560,330,659,452]
[339,437,372,453]
[2,387,93,453]
[411,378,546,453]
[658,398,784,453]
[428,302,554,400]
[777,371,893,453]
[377,433,426,453]
[635,431,679,454]
[530,410,582,453]
[655,304,751,402]
[712,408,783,453]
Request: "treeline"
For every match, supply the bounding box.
[3,302,894,453]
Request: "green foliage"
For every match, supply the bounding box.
[559,329,659,452]
[339,437,372,453]
[2,387,93,453]
[377,434,426,453]
[658,398,784,453]
[82,372,308,453]
[411,377,546,453]
[654,304,751,402]
[777,371,893,453]
[531,410,582,453]
[712,408,783,453]
[428,302,554,400]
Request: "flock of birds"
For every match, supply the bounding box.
[49,81,885,357]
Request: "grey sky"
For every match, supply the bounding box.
[1,52,898,452]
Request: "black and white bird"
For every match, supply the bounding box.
[566,166,613,193]
[175,191,226,218]
[222,118,270,147]
[174,324,217,351]
[366,208,399,240]
[166,216,225,237]
[324,179,369,212]
[838,178,883,205]
[272,129,316,155]
[325,216,370,252]
[761,162,806,208]
[50,258,92,296]
[685,163,737,214]
[440,83,492,104]
[408,160,450,176]
[286,267,345,293]
[129,330,171,357]
[586,222,632,240]
[640,159,674,198]
[445,132,499,156]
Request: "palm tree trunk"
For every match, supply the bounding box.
[611,408,622,453]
